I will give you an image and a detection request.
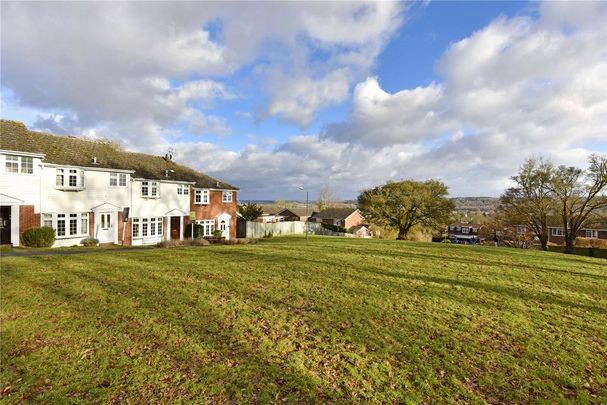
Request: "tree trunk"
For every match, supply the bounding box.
[539,235,549,251]
[397,227,408,240]
[564,235,576,254]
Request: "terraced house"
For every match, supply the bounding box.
[0,120,238,247]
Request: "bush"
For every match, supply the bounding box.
[157,238,211,248]
[184,223,205,239]
[321,223,347,233]
[212,229,223,239]
[21,227,55,248]
[81,237,99,247]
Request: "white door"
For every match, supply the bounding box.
[96,212,116,243]
[217,214,230,240]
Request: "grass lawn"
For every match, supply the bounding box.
[1,237,606,403]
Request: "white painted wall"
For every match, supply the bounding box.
[40,164,131,214]
[0,152,43,210]
[131,179,191,218]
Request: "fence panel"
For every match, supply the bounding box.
[244,221,353,238]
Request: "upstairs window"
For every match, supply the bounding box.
[141,181,159,198]
[222,191,233,203]
[5,155,33,174]
[195,189,209,204]
[55,168,84,189]
[110,172,127,187]
[177,184,189,195]
[461,227,469,234]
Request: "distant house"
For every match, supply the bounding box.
[310,208,363,229]
[254,206,285,223]
[447,223,483,244]
[277,207,312,222]
[548,226,607,245]
[350,225,372,238]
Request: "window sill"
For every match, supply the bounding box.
[55,235,88,240]
[195,202,209,205]
[141,196,161,199]
[55,186,85,191]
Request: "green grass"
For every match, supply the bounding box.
[1,237,606,403]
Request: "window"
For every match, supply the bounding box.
[222,191,233,203]
[177,184,189,195]
[461,227,469,234]
[471,227,478,233]
[100,213,111,230]
[585,230,598,238]
[43,213,88,238]
[56,169,64,186]
[4,155,32,174]
[42,214,52,228]
[195,189,209,204]
[110,173,127,187]
[141,181,159,198]
[195,219,215,236]
[132,217,163,239]
[517,225,526,235]
[55,167,84,189]
[5,155,18,173]
[132,219,139,237]
[551,228,565,237]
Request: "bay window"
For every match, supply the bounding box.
[195,219,215,236]
[132,217,163,239]
[42,213,89,238]
[55,167,84,189]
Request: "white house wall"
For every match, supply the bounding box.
[0,153,43,210]
[131,180,190,218]
[40,166,131,214]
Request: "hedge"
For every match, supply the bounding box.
[21,227,56,248]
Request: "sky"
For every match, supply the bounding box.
[1,1,606,200]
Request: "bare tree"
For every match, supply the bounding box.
[549,154,607,254]
[500,158,555,251]
[317,185,337,211]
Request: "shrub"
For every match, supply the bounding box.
[185,223,205,239]
[81,237,99,247]
[212,230,223,239]
[21,227,55,248]
[321,223,347,233]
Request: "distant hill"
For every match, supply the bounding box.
[450,197,500,213]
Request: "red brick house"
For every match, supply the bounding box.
[548,226,607,245]
[310,208,364,230]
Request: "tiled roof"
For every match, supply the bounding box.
[311,207,358,220]
[0,120,238,190]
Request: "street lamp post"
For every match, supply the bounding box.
[298,186,309,240]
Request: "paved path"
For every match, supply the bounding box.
[1,246,153,257]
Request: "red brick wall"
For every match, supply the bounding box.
[89,212,95,239]
[19,205,40,234]
[344,211,364,230]
[190,189,238,239]
[117,212,133,246]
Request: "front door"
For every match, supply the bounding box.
[170,216,180,240]
[95,212,115,243]
[218,215,230,240]
[0,206,11,245]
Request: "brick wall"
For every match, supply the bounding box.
[89,212,95,239]
[344,211,364,230]
[19,205,40,234]
[190,189,238,239]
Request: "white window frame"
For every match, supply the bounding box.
[551,228,565,237]
[132,217,163,239]
[4,155,33,174]
[585,230,598,238]
[55,167,84,190]
[516,225,526,235]
[195,189,209,205]
[222,191,233,203]
[141,181,159,198]
[461,227,469,234]
[177,184,189,196]
[110,172,127,187]
[42,212,89,239]
[194,219,215,237]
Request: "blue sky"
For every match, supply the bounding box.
[2,1,606,199]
